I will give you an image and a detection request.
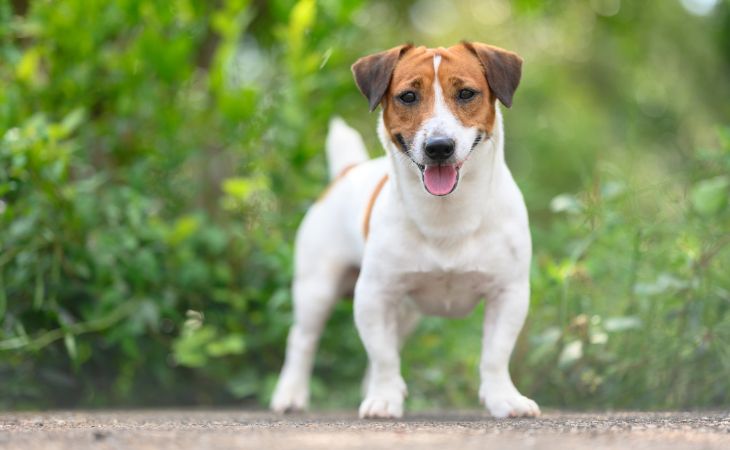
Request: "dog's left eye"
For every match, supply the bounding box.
[399,91,418,104]
[458,89,476,100]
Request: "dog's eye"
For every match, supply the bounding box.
[398,91,418,104]
[458,89,476,100]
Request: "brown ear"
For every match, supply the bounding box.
[464,42,522,108]
[351,44,412,112]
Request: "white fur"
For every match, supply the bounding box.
[271,54,539,419]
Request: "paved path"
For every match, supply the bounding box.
[1,410,729,449]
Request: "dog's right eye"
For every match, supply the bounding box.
[398,91,418,104]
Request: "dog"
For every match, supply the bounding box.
[270,42,539,419]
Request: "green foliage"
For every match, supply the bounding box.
[522,126,730,408]
[1,0,729,410]
[691,176,729,216]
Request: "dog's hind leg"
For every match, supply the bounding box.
[270,258,348,413]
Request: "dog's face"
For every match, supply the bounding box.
[352,42,522,196]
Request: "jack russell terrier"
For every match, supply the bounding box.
[271,42,540,419]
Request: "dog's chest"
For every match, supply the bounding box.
[401,271,490,317]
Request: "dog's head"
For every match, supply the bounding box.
[352,42,522,196]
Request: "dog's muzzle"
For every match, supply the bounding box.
[419,136,459,197]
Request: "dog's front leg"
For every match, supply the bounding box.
[354,279,407,419]
[479,280,540,418]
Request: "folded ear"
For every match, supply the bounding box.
[464,42,523,108]
[351,44,413,112]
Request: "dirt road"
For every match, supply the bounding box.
[1,410,728,450]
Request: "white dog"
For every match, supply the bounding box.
[271,42,540,419]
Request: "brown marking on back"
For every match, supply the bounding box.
[362,173,389,239]
[316,163,358,202]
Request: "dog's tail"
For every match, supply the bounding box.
[325,117,369,180]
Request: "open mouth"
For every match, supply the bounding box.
[419,163,460,196]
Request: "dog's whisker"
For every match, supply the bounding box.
[470,132,483,151]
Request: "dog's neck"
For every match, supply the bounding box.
[378,108,509,240]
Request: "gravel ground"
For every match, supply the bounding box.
[1,410,729,450]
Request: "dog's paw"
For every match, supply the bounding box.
[359,378,407,419]
[270,377,309,413]
[480,384,540,418]
[359,394,404,419]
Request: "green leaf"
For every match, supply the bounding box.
[558,340,583,367]
[290,0,316,36]
[287,0,316,53]
[604,316,642,332]
[222,176,267,200]
[168,215,201,245]
[59,108,85,137]
[173,326,217,368]
[634,274,687,296]
[15,47,41,83]
[64,333,78,362]
[550,193,582,214]
[206,334,245,357]
[690,176,729,216]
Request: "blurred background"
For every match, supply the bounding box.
[1,0,729,411]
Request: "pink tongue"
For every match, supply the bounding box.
[423,165,458,196]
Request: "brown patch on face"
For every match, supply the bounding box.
[462,42,523,109]
[437,44,497,134]
[352,44,413,112]
[354,42,522,152]
[381,46,436,153]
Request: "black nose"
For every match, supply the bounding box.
[424,137,455,161]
